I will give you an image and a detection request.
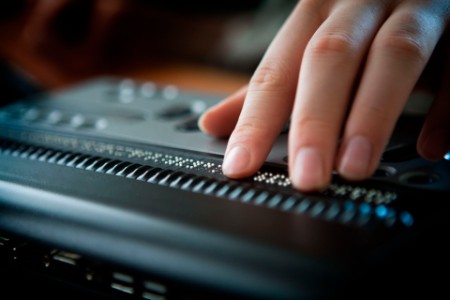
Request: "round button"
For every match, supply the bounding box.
[161,85,179,100]
[140,82,157,98]
[175,118,200,132]
[399,171,440,185]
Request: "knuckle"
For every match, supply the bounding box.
[362,105,391,123]
[235,118,272,136]
[377,15,428,62]
[249,60,291,92]
[289,117,338,151]
[308,32,357,57]
[231,117,275,144]
[378,34,426,62]
[298,0,327,19]
[291,116,336,136]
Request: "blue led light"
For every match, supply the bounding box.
[445,152,450,161]
[400,211,414,227]
[343,201,355,211]
[375,205,388,218]
[359,203,371,215]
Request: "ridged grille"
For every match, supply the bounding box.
[0,138,408,228]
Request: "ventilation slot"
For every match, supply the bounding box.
[28,148,49,160]
[38,150,62,163]
[169,173,196,188]
[116,164,142,177]
[87,158,112,171]
[157,171,185,186]
[66,154,91,167]
[126,165,152,179]
[96,160,122,173]
[147,169,173,184]
[77,156,103,169]
[106,161,133,175]
[55,152,77,165]
[136,167,163,182]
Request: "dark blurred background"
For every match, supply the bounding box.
[0,0,297,104]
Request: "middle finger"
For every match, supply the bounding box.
[289,0,388,191]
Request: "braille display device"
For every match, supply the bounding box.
[1,77,449,299]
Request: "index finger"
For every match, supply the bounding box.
[222,2,321,178]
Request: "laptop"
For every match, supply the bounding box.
[1,77,449,299]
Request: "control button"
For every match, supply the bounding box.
[70,114,85,128]
[77,117,108,130]
[94,118,108,130]
[140,82,157,98]
[22,107,41,121]
[118,79,136,103]
[161,85,179,100]
[157,104,192,120]
[176,117,200,132]
[191,100,207,114]
[45,110,63,124]
[399,171,440,185]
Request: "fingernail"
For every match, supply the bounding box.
[197,112,209,133]
[338,135,372,180]
[292,147,324,191]
[222,146,250,177]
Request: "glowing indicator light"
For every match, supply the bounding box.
[375,205,388,218]
[400,211,414,227]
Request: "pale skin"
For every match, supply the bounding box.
[199,0,450,192]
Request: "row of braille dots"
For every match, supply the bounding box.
[326,184,398,204]
[159,154,222,173]
[253,172,291,187]
[0,139,413,228]
[253,171,398,205]
[124,148,223,174]
[0,105,107,130]
[12,130,223,176]
[103,142,223,174]
[114,79,179,104]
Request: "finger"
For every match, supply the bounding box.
[418,37,450,160]
[289,1,387,191]
[198,85,247,138]
[337,1,448,180]
[222,2,322,178]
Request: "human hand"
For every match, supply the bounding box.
[199,0,450,192]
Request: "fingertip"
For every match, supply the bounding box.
[197,105,232,138]
[197,108,214,136]
[417,128,449,161]
[337,135,374,181]
[222,145,254,178]
[197,90,246,138]
[290,147,330,192]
